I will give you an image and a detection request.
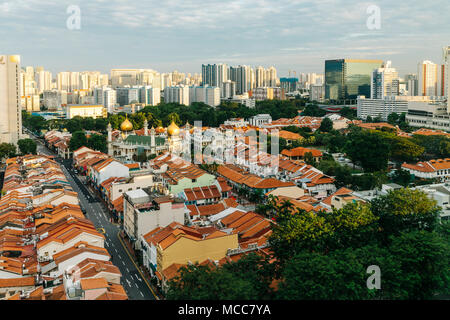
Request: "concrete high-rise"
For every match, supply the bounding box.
[230,65,252,95]
[164,85,189,105]
[418,60,439,96]
[371,61,399,99]
[444,46,450,112]
[0,55,23,145]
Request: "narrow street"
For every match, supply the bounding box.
[30,131,157,300]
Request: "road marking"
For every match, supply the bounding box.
[140,291,144,297]
[116,231,159,300]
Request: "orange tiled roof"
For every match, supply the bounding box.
[0,276,36,288]
[80,278,109,290]
[273,130,303,141]
[281,147,323,158]
[401,159,450,172]
[321,187,354,207]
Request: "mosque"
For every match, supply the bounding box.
[107,116,188,161]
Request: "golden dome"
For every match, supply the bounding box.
[120,117,133,131]
[167,120,180,136]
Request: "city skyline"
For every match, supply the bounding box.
[1,0,449,76]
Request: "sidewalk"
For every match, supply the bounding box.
[118,231,164,300]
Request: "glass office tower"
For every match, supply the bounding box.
[325,59,383,102]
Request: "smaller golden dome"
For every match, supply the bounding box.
[167,120,180,136]
[120,117,133,131]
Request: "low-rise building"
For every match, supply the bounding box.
[65,104,107,119]
[140,222,238,277]
[402,158,450,180]
[281,147,323,162]
[123,188,186,247]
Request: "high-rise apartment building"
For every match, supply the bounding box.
[418,60,439,97]
[94,86,117,112]
[266,66,278,87]
[404,74,418,96]
[43,90,67,110]
[444,46,450,112]
[139,86,160,106]
[0,55,23,145]
[371,61,399,99]
[230,65,253,95]
[325,59,383,101]
[222,80,236,99]
[116,87,140,106]
[164,85,190,105]
[35,68,53,93]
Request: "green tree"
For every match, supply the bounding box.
[387,230,450,299]
[345,128,391,172]
[392,169,412,187]
[339,107,357,120]
[0,143,17,162]
[166,112,182,126]
[87,134,107,153]
[65,117,83,133]
[319,117,333,132]
[303,152,315,165]
[17,139,37,155]
[387,112,400,125]
[167,253,274,300]
[301,104,326,117]
[25,114,47,134]
[94,118,108,132]
[370,188,440,241]
[276,247,379,300]
[69,131,88,151]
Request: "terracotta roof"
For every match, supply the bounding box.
[321,187,354,206]
[124,163,140,169]
[80,278,109,290]
[0,276,36,288]
[281,147,323,158]
[357,122,395,130]
[273,130,303,141]
[112,196,124,212]
[184,185,221,201]
[402,159,450,172]
[413,128,450,137]
[143,222,228,250]
[161,263,184,281]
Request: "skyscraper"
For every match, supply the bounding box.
[370,61,399,99]
[201,64,228,97]
[230,65,252,95]
[418,60,439,96]
[443,45,450,112]
[0,55,23,146]
[325,59,383,102]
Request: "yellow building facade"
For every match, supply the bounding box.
[156,232,238,273]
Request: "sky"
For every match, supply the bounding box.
[0,0,449,77]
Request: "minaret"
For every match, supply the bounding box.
[144,119,148,136]
[107,122,113,156]
[150,126,156,154]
